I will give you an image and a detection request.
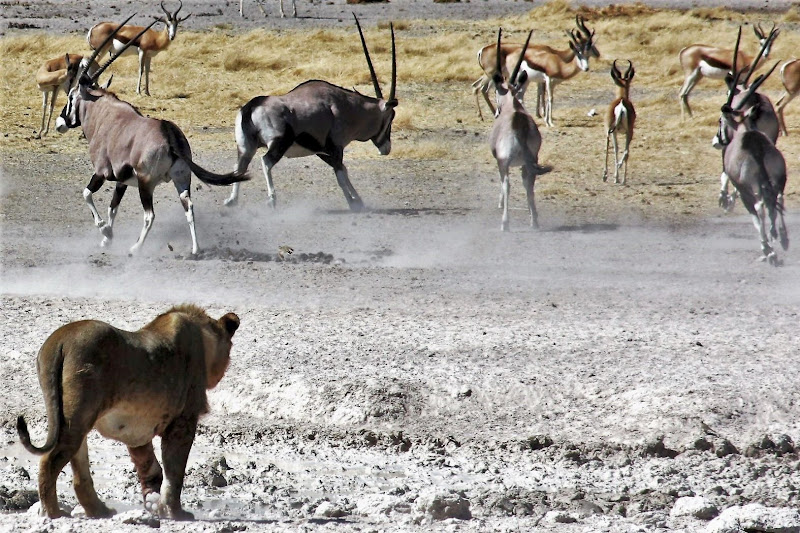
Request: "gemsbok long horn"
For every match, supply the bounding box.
[78,13,137,80]
[510,30,534,87]
[741,25,779,88]
[91,19,159,83]
[353,13,383,100]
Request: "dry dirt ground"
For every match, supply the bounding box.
[2,1,800,532]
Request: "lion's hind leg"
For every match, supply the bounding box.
[71,437,114,517]
[38,438,82,518]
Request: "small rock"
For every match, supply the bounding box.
[116,509,160,528]
[414,490,471,521]
[314,501,349,518]
[670,496,719,520]
[712,438,739,457]
[705,504,800,533]
[526,434,554,451]
[543,510,577,523]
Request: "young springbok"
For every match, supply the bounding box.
[678,23,778,120]
[603,60,636,185]
[776,59,800,136]
[87,1,190,96]
[56,18,249,255]
[472,16,599,120]
[716,63,787,265]
[35,54,98,138]
[489,29,552,232]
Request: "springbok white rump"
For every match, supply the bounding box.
[472,16,599,122]
[712,27,780,211]
[87,1,190,96]
[56,17,249,255]
[35,54,98,139]
[715,62,788,265]
[776,59,800,136]
[678,23,778,120]
[603,60,636,185]
[489,29,552,232]
[224,14,397,211]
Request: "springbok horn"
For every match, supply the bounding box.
[175,0,183,16]
[91,19,158,83]
[353,13,382,100]
[734,61,780,111]
[577,15,592,39]
[742,26,777,88]
[625,59,634,79]
[78,13,136,80]
[387,23,396,103]
[161,1,169,16]
[510,30,533,88]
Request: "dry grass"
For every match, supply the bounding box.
[1,1,799,222]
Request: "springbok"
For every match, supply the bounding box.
[490,29,552,232]
[713,27,780,210]
[87,1,190,96]
[240,0,296,17]
[35,54,98,138]
[56,18,249,255]
[603,60,636,185]
[472,15,599,121]
[678,22,778,120]
[716,63,787,265]
[224,14,396,211]
[776,59,800,136]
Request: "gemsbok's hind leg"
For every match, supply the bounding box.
[225,143,258,207]
[129,185,156,255]
[70,437,114,518]
[522,164,538,229]
[172,162,198,254]
[750,202,777,264]
[318,150,364,212]
[777,194,789,250]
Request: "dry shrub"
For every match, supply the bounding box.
[782,6,800,22]
[687,7,741,21]
[378,20,409,31]
[531,0,574,18]
[577,3,657,18]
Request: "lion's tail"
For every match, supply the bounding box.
[17,345,64,455]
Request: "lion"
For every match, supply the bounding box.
[16,304,240,520]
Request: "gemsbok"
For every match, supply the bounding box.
[678,22,778,120]
[35,54,98,138]
[224,14,396,211]
[603,60,636,185]
[87,1,190,96]
[472,16,599,121]
[489,29,552,232]
[776,59,800,136]
[240,0,296,17]
[713,27,780,210]
[56,18,249,255]
[715,63,788,265]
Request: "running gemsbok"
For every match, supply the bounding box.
[224,14,397,211]
[56,17,249,255]
[776,59,800,136]
[678,23,778,120]
[603,60,636,185]
[715,63,788,265]
[489,29,552,232]
[87,1,190,96]
[713,27,780,210]
[35,54,98,138]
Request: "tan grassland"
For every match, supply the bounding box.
[1,0,799,224]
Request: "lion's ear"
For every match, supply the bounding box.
[219,313,240,337]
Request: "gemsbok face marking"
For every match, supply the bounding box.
[224,14,397,211]
[57,16,249,255]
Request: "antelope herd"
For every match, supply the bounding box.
[26,3,797,265]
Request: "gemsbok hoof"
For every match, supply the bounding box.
[223,197,238,207]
